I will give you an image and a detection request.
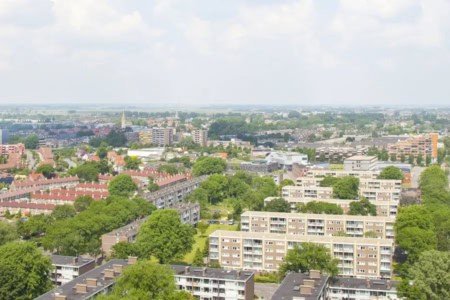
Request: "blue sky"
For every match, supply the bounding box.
[0,0,449,106]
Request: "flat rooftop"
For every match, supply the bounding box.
[329,277,398,292]
[51,255,95,267]
[272,272,329,300]
[171,265,254,282]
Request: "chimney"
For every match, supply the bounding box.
[387,280,391,289]
[366,279,371,288]
[86,278,97,287]
[127,256,137,265]
[303,279,315,287]
[54,294,67,300]
[300,285,312,295]
[104,269,115,279]
[113,264,123,274]
[309,270,321,279]
[202,267,207,276]
[185,266,190,274]
[72,257,78,264]
[75,284,87,294]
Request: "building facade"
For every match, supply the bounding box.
[241,211,395,239]
[50,255,96,286]
[192,129,208,147]
[209,230,393,279]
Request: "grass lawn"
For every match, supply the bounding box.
[183,223,238,263]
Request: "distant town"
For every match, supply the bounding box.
[0,106,449,300]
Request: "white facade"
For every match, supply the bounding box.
[266,151,308,169]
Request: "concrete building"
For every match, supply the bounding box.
[272,272,399,300]
[141,176,207,209]
[36,258,132,300]
[0,143,25,155]
[387,133,438,162]
[344,156,378,171]
[50,255,96,286]
[282,186,334,199]
[315,146,369,162]
[241,211,395,239]
[151,127,174,146]
[172,265,255,300]
[266,151,308,170]
[192,129,208,147]
[267,196,398,217]
[0,128,8,144]
[209,230,393,278]
[240,160,279,173]
[302,169,380,180]
[271,271,329,300]
[174,202,201,226]
[127,148,165,160]
[101,218,146,256]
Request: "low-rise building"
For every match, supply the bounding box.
[266,151,308,170]
[241,211,395,239]
[174,202,200,226]
[209,230,393,278]
[172,265,255,300]
[101,218,146,256]
[240,160,279,173]
[344,156,378,171]
[50,255,96,286]
[271,270,329,300]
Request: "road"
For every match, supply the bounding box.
[411,166,425,188]
[25,150,36,170]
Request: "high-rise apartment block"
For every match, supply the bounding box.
[192,129,208,147]
[387,133,438,161]
[139,127,174,146]
[241,211,395,239]
[209,230,393,278]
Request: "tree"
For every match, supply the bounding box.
[332,176,359,199]
[200,174,229,204]
[97,145,108,159]
[24,134,39,149]
[279,179,295,189]
[192,156,226,176]
[105,130,127,147]
[101,260,190,300]
[319,176,339,187]
[136,210,195,263]
[398,250,450,300]
[109,174,137,197]
[51,205,76,220]
[0,242,53,299]
[390,153,397,162]
[349,198,377,216]
[193,248,205,266]
[378,149,389,161]
[279,243,338,277]
[378,166,404,180]
[111,242,140,259]
[197,221,209,237]
[400,154,406,163]
[0,222,18,246]
[296,201,343,215]
[408,155,414,165]
[74,195,94,212]
[125,156,141,170]
[69,163,99,182]
[158,164,179,175]
[36,164,55,179]
[425,155,432,166]
[16,214,51,240]
[416,154,423,166]
[264,198,291,212]
[396,227,437,263]
[147,178,160,192]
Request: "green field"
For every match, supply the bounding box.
[183,223,238,263]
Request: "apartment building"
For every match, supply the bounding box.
[241,211,395,239]
[315,146,369,162]
[101,218,146,256]
[36,258,132,300]
[174,202,201,226]
[10,176,79,191]
[282,186,334,199]
[266,197,398,217]
[266,151,308,170]
[344,155,378,171]
[138,127,174,146]
[192,129,208,147]
[141,176,207,209]
[50,255,96,286]
[302,169,380,180]
[209,230,393,279]
[272,272,399,300]
[240,160,279,173]
[387,133,438,161]
[172,265,254,300]
[0,143,25,155]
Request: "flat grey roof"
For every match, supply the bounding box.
[329,277,398,291]
[272,272,329,300]
[51,255,95,267]
[171,265,254,282]
[36,259,128,300]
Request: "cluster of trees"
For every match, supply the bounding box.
[111,210,195,264]
[18,195,155,256]
[378,166,404,180]
[192,157,227,176]
[320,176,359,200]
[188,171,278,218]
[68,160,111,182]
[396,165,450,298]
[89,130,127,147]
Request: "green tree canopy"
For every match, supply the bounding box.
[100,260,191,300]
[24,134,39,149]
[279,243,339,277]
[108,174,137,197]
[319,176,339,187]
[348,198,377,216]
[378,166,404,180]
[0,221,18,246]
[74,195,94,212]
[124,156,141,170]
[332,176,359,199]
[51,204,76,220]
[136,210,195,264]
[396,227,437,263]
[296,201,344,215]
[398,250,450,300]
[0,242,53,299]
[36,164,55,179]
[158,164,179,175]
[192,156,226,176]
[264,198,291,213]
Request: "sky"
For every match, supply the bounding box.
[0,0,449,106]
